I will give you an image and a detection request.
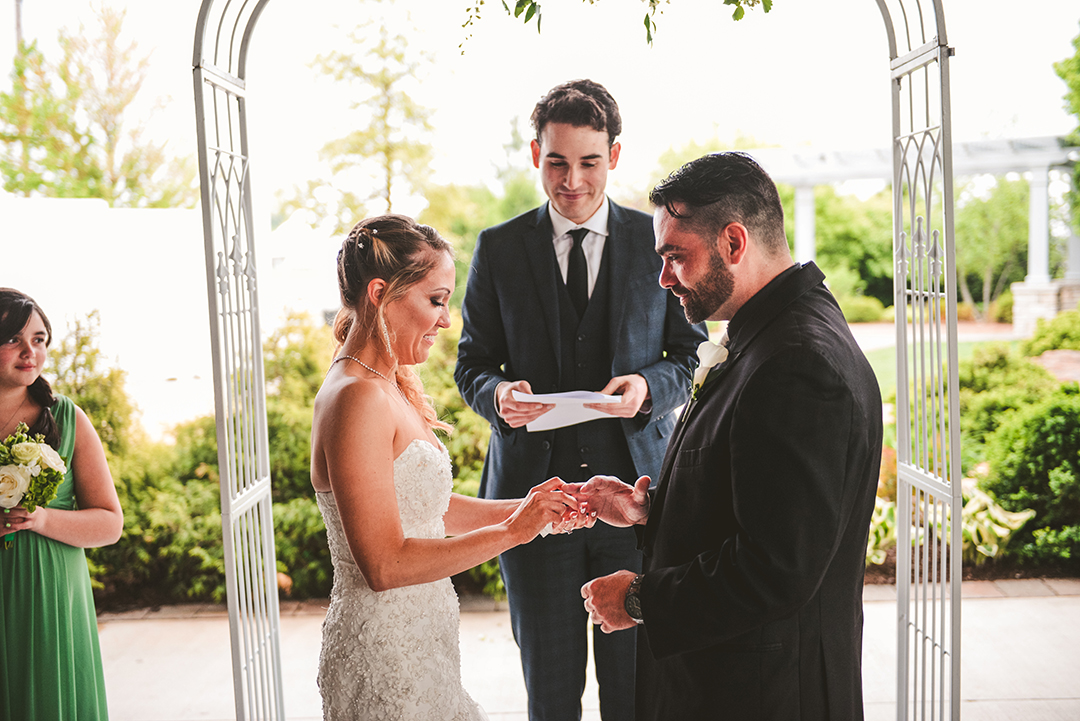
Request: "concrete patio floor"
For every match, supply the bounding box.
[97,577,1080,721]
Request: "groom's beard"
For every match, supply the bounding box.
[679,247,734,324]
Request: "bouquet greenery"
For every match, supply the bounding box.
[0,422,67,549]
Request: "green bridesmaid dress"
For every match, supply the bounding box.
[0,395,110,720]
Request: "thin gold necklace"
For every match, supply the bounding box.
[1,394,27,438]
[333,355,408,404]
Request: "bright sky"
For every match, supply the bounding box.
[1,0,1077,211]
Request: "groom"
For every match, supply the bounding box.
[577,152,883,719]
[454,80,705,720]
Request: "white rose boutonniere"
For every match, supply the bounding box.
[691,323,730,400]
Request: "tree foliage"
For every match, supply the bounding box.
[419,120,543,308]
[466,0,772,46]
[814,186,893,309]
[47,310,136,459]
[0,40,99,197]
[282,18,434,235]
[954,177,1030,322]
[1054,22,1080,233]
[0,6,197,207]
[262,312,336,503]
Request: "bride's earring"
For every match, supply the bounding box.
[380,315,394,358]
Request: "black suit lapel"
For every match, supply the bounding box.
[523,205,563,373]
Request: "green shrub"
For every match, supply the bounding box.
[866,496,896,565]
[840,294,887,323]
[992,290,1014,324]
[959,483,1035,565]
[419,311,503,598]
[982,389,1080,559]
[865,482,1034,567]
[1012,524,1080,566]
[956,344,1060,471]
[89,475,227,605]
[1023,308,1080,356]
[273,497,332,599]
[956,301,976,322]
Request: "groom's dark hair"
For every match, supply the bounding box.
[650,152,788,256]
[531,79,622,146]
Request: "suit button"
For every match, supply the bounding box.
[577,362,586,369]
[577,334,586,341]
[542,441,551,450]
[580,446,590,454]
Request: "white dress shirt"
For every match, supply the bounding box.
[549,198,610,300]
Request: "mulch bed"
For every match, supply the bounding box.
[863,546,1077,585]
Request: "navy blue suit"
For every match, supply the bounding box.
[455,200,706,720]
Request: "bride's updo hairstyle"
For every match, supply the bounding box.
[0,288,60,447]
[334,214,454,432]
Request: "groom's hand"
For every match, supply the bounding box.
[582,570,638,633]
[496,380,554,428]
[586,374,650,417]
[567,475,651,528]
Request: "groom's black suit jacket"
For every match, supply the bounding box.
[635,262,883,720]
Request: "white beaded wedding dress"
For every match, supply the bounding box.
[315,439,489,721]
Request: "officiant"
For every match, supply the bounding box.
[454,79,706,721]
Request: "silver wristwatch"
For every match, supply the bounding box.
[624,574,645,625]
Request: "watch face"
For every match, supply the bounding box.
[625,592,643,620]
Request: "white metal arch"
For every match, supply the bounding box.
[192,2,960,719]
[193,2,282,721]
[874,1,961,719]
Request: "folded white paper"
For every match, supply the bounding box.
[512,390,622,432]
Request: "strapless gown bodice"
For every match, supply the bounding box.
[315,439,488,720]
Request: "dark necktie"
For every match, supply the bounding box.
[566,227,589,318]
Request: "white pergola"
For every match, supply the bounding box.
[754,136,1080,334]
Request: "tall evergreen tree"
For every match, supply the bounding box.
[281,14,434,234]
[0,5,197,207]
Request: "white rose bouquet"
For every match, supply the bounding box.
[0,422,66,549]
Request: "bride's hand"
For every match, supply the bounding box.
[506,478,580,543]
[549,503,597,535]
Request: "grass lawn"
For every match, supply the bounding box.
[864,339,1022,397]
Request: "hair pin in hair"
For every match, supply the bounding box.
[346,224,380,252]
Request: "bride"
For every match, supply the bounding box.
[310,214,585,720]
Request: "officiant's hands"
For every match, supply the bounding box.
[585,374,650,417]
[496,380,554,428]
[582,569,638,633]
[565,474,651,528]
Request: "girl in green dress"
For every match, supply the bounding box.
[0,288,124,720]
